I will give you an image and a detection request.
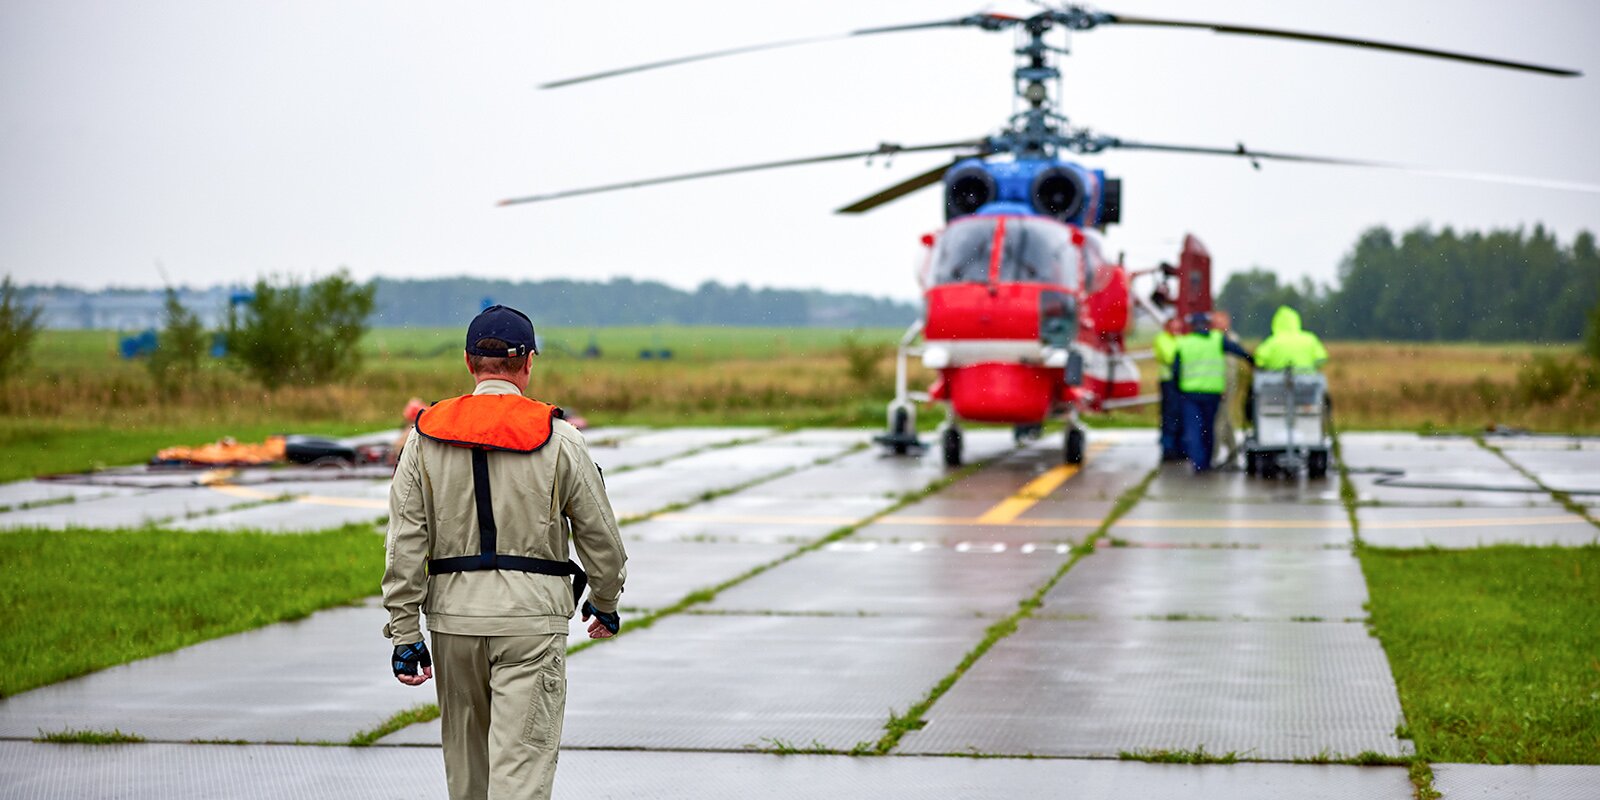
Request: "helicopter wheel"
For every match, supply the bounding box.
[890,407,911,456]
[1064,426,1085,465]
[942,426,963,467]
[1308,450,1330,479]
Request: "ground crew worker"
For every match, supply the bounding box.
[1173,311,1253,472]
[382,304,627,800]
[1248,305,1330,429]
[1254,305,1328,371]
[1152,317,1183,462]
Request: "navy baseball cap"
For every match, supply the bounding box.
[1187,311,1212,332]
[465,305,538,357]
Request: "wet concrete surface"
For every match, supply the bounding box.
[4,426,1597,795]
[1431,763,1600,800]
[0,600,415,743]
[1037,547,1370,620]
[0,742,1423,799]
[901,618,1411,760]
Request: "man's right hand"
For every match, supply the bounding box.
[392,641,433,686]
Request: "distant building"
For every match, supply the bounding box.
[23,287,236,330]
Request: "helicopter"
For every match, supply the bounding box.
[499,5,1582,467]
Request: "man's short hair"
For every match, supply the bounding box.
[467,337,529,375]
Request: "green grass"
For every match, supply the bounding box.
[1360,545,1600,764]
[348,704,439,746]
[33,728,146,744]
[1118,745,1241,764]
[0,524,383,698]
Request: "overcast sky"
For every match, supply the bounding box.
[2,0,1596,301]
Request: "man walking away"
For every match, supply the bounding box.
[382,304,628,800]
[1152,317,1183,462]
[1173,311,1253,472]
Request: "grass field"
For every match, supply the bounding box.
[0,524,383,698]
[1,327,1595,481]
[1360,545,1600,764]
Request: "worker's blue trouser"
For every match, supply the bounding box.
[1180,392,1222,472]
[1158,380,1182,459]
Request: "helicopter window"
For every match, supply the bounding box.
[1000,218,1079,288]
[930,218,997,284]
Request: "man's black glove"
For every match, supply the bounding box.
[582,600,620,635]
[392,641,432,677]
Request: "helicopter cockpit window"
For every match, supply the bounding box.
[999,218,1080,288]
[930,218,997,284]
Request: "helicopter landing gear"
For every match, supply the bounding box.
[1064,425,1086,465]
[873,401,921,456]
[1013,423,1043,446]
[941,424,964,467]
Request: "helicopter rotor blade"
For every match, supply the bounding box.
[1106,139,1600,194]
[835,159,962,214]
[498,140,988,207]
[539,13,1016,89]
[1100,13,1581,77]
[1107,140,1385,167]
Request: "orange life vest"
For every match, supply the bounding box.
[412,392,585,603]
[415,394,563,453]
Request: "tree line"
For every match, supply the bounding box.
[1217,224,1599,342]
[371,277,918,328]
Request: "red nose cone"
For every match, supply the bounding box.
[947,363,1058,423]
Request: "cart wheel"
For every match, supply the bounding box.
[1245,452,1259,476]
[890,408,911,456]
[942,427,963,467]
[1308,450,1329,479]
[1064,427,1085,465]
[1259,454,1279,479]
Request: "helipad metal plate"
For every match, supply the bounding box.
[1357,505,1599,548]
[1120,499,1348,523]
[1432,763,1600,800]
[624,515,856,546]
[1105,522,1352,549]
[0,487,266,530]
[588,444,701,470]
[854,520,1095,547]
[0,742,1417,800]
[1142,471,1340,506]
[899,618,1410,760]
[1338,435,1505,472]
[604,444,851,520]
[668,443,846,471]
[607,539,796,611]
[705,543,1070,617]
[1348,473,1554,508]
[1037,548,1369,621]
[619,427,772,449]
[433,614,991,752]
[0,600,422,744]
[162,502,385,533]
[766,428,875,447]
[0,480,137,509]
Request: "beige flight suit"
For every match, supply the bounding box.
[382,379,627,800]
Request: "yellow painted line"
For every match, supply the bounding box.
[975,465,1080,525]
[972,442,1109,525]
[206,483,387,510]
[897,515,1104,528]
